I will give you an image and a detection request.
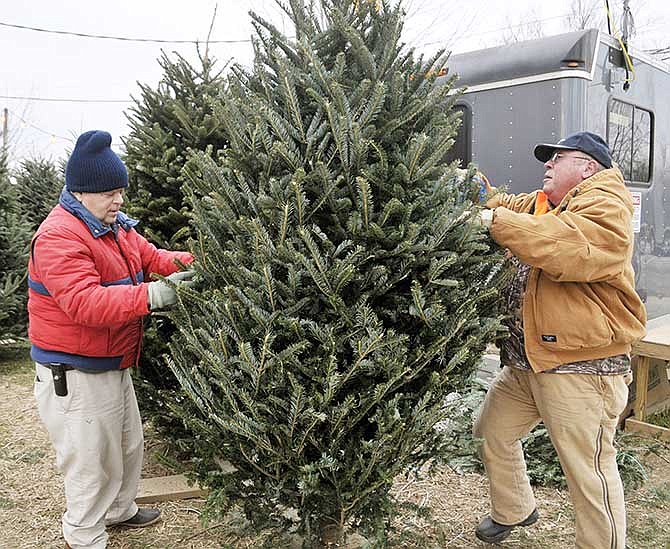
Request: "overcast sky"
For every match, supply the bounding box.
[1,0,668,167]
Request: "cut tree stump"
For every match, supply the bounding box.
[136,474,207,504]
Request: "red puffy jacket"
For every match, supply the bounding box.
[28,193,193,370]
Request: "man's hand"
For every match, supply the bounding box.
[479,208,494,228]
[469,208,494,228]
[167,270,196,284]
[147,270,196,310]
[473,171,492,203]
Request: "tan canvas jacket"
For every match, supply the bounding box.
[485,167,646,372]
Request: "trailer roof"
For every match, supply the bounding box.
[442,29,599,89]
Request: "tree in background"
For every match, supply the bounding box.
[501,6,546,45]
[12,157,64,231]
[123,49,229,451]
[501,0,658,47]
[124,49,229,250]
[566,0,600,30]
[0,151,32,340]
[167,0,506,546]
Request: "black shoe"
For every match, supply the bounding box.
[114,507,162,528]
[475,508,539,543]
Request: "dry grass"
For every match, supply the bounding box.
[2,350,670,548]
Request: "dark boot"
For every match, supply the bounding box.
[113,507,162,528]
[475,508,539,543]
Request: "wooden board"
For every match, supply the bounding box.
[624,418,670,441]
[629,313,670,421]
[136,474,207,504]
[632,313,670,362]
[634,356,651,421]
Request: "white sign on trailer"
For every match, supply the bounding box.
[631,191,641,233]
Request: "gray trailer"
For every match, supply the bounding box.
[440,28,670,321]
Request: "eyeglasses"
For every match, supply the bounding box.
[549,152,593,163]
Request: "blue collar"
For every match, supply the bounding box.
[59,187,139,238]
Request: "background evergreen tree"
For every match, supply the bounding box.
[122,49,230,452]
[124,49,229,249]
[168,0,506,546]
[0,152,32,340]
[12,156,64,231]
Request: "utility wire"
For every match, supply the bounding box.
[6,108,72,141]
[0,20,252,44]
[0,94,131,104]
[647,46,670,54]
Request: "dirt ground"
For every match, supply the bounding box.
[2,349,670,548]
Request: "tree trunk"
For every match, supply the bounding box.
[316,522,344,549]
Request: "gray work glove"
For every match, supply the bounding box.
[147,270,195,310]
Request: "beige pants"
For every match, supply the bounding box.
[474,366,628,549]
[34,363,143,549]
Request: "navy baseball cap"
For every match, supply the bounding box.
[534,131,612,169]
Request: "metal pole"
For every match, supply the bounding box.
[621,0,634,43]
[2,108,7,151]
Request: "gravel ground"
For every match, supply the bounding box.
[2,350,669,548]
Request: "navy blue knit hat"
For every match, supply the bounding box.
[65,130,128,193]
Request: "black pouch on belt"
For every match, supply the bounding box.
[50,363,69,397]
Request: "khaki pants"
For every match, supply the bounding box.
[474,366,628,549]
[34,363,143,549]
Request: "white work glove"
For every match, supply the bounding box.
[147,270,195,310]
[477,209,494,229]
[464,208,494,228]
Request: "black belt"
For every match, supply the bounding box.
[40,362,75,371]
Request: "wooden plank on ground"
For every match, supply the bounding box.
[136,474,207,504]
[624,418,670,441]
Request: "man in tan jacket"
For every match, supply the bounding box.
[473,131,646,548]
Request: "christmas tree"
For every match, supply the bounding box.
[0,152,32,339]
[168,1,505,546]
[13,156,64,231]
[124,49,229,250]
[123,50,229,447]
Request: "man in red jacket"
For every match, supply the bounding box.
[28,130,194,549]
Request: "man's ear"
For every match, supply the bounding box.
[581,160,598,179]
